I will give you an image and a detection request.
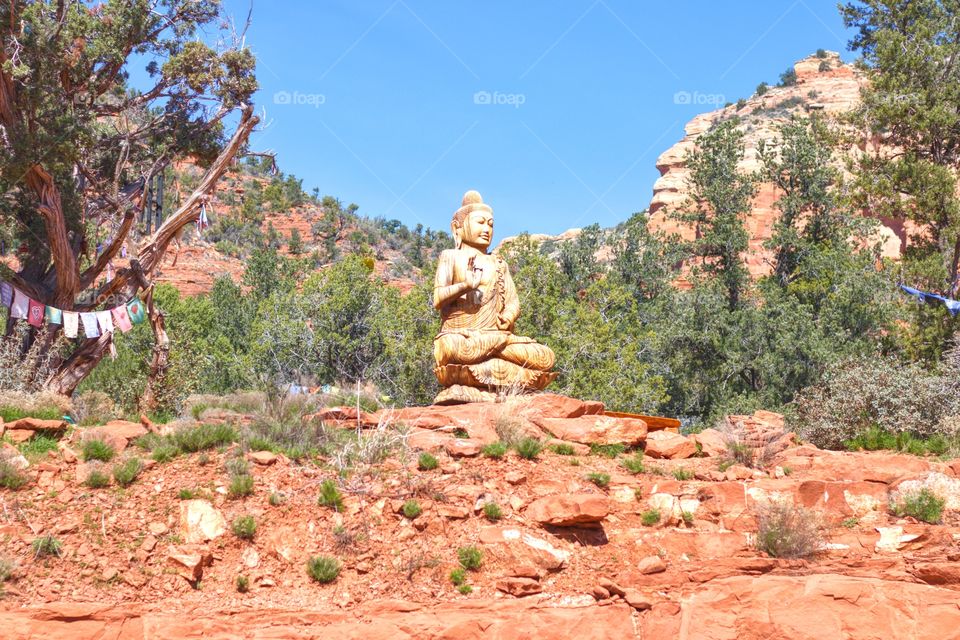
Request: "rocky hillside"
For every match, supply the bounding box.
[647,51,910,278]
[2,395,960,638]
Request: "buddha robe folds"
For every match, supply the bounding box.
[433,251,556,393]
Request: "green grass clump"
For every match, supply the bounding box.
[586,472,610,488]
[457,584,473,595]
[0,406,62,422]
[621,453,646,474]
[681,510,694,525]
[483,501,502,521]
[515,438,543,461]
[268,491,286,506]
[481,442,508,459]
[81,438,115,462]
[589,443,626,458]
[228,473,254,499]
[17,434,60,462]
[844,427,955,458]
[549,443,576,456]
[418,452,439,470]
[449,567,466,586]
[306,555,341,583]
[112,458,142,487]
[84,469,110,488]
[402,499,422,519]
[32,535,61,558]
[151,444,180,463]
[236,575,250,593]
[318,479,344,511]
[641,509,661,526]
[232,515,257,540]
[178,488,196,500]
[457,546,483,571]
[672,468,693,481]
[0,460,28,490]
[172,423,237,453]
[892,488,945,524]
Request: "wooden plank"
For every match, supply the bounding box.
[604,411,681,433]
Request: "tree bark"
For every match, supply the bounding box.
[139,286,169,413]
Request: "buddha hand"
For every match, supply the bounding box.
[465,255,483,289]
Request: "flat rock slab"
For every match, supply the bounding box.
[534,415,647,446]
[525,493,609,526]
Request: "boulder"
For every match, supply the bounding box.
[166,545,213,582]
[644,431,697,459]
[247,450,278,466]
[534,415,647,446]
[693,428,728,457]
[479,526,570,571]
[444,439,482,458]
[5,417,66,432]
[525,494,609,526]
[178,500,226,544]
[496,577,542,597]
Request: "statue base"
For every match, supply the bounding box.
[433,384,499,405]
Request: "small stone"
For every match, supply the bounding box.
[623,588,653,610]
[248,450,278,466]
[148,522,169,536]
[598,577,626,597]
[505,471,527,485]
[637,555,667,575]
[141,535,158,552]
[100,567,119,582]
[56,490,74,504]
[591,585,611,600]
[167,546,213,582]
[496,577,542,597]
[123,572,148,588]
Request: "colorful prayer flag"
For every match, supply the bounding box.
[127,297,146,324]
[63,312,79,338]
[80,312,99,338]
[0,282,11,308]
[45,306,62,325]
[96,310,113,334]
[27,298,44,327]
[111,305,133,333]
[10,288,28,319]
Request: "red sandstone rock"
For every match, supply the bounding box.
[5,417,66,432]
[644,431,697,459]
[178,500,226,544]
[247,450,278,466]
[166,545,212,582]
[479,526,570,571]
[636,555,667,575]
[496,577,542,597]
[444,438,482,457]
[534,415,647,446]
[525,494,609,526]
[693,428,728,457]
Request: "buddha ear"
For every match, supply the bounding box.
[452,223,463,249]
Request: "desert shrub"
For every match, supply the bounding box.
[84,469,110,488]
[81,438,115,462]
[725,441,755,466]
[672,468,693,481]
[417,452,439,470]
[0,388,70,420]
[483,501,502,521]
[590,443,626,458]
[819,60,832,71]
[31,535,61,558]
[755,501,822,558]
[72,391,117,425]
[681,510,695,525]
[494,415,524,446]
[550,443,575,456]
[401,499,422,519]
[0,557,13,582]
[756,81,769,96]
[586,472,610,488]
[228,474,254,498]
[844,426,958,457]
[317,479,344,511]
[792,356,959,449]
[224,457,249,476]
[457,584,473,595]
[236,575,250,593]
[17,434,60,462]
[621,453,646,474]
[735,98,747,110]
[481,442,508,459]
[892,488,944,524]
[641,509,661,526]
[112,458,142,487]
[0,460,28,490]
[457,546,483,571]
[449,567,466,586]
[816,48,827,58]
[232,515,257,540]
[515,438,543,460]
[307,555,341,583]
[268,491,286,506]
[172,423,238,453]
[178,488,196,500]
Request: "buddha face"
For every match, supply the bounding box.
[458,210,494,250]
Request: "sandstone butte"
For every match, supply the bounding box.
[4,395,960,638]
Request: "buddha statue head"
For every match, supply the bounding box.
[451,190,494,251]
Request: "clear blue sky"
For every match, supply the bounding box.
[219,0,856,240]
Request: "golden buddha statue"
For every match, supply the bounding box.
[432,190,557,404]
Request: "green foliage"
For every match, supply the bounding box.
[589,443,626,458]
[236,575,250,593]
[173,423,238,453]
[112,458,142,487]
[755,501,822,558]
[17,434,59,462]
[32,536,61,558]
[681,510,695,525]
[418,452,439,470]
[756,82,769,96]
[0,460,28,490]
[401,499,422,519]
[232,516,257,540]
[268,491,286,506]
[641,509,661,526]
[549,443,576,456]
[892,488,944,524]
[178,488,196,500]
[228,474,254,499]
[481,442,508,459]
[318,479,344,511]
[586,472,610,488]
[81,439,115,463]
[457,584,473,595]
[306,555,342,584]
[457,546,483,571]
[672,468,693,481]
[621,453,646,474]
[515,438,543,460]
[778,67,798,87]
[483,502,503,521]
[449,567,467,586]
